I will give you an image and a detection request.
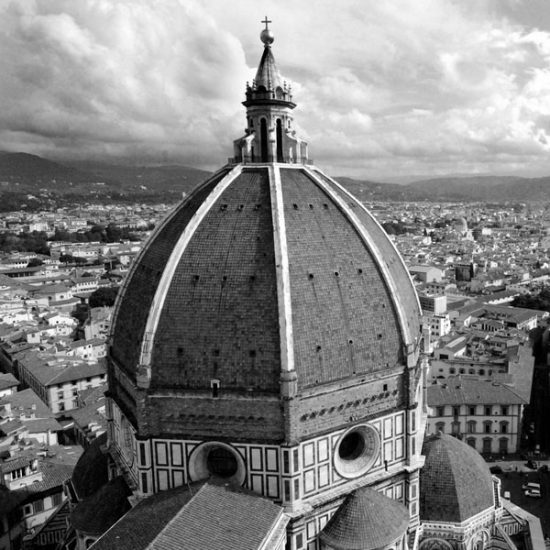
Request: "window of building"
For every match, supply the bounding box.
[52,493,62,506]
[453,406,460,417]
[485,406,492,416]
[459,368,465,374]
[436,422,445,433]
[479,369,485,376]
[33,500,44,513]
[469,406,476,415]
[437,407,445,417]
[484,421,492,434]
[501,406,508,416]
[499,438,509,454]
[500,422,508,434]
[449,368,456,374]
[468,421,476,433]
[466,438,476,449]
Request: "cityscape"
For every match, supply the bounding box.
[2,1,550,550]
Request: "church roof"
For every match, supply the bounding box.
[320,486,409,550]
[427,375,527,406]
[420,433,495,523]
[91,481,286,550]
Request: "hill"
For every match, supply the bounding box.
[0,152,549,207]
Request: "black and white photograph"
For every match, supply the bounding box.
[0,1,550,549]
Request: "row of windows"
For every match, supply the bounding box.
[448,367,492,376]
[436,421,510,434]
[436,405,510,417]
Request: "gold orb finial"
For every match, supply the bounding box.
[260,16,274,45]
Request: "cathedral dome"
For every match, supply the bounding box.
[420,433,495,523]
[107,23,421,445]
[109,164,420,437]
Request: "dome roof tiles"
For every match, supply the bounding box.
[320,485,409,550]
[420,433,495,523]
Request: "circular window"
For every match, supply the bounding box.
[188,442,246,485]
[206,447,238,478]
[334,424,380,479]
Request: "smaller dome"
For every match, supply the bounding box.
[320,486,409,550]
[420,433,495,523]
[453,217,468,231]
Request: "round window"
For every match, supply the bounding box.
[206,447,238,478]
[188,442,246,485]
[334,424,380,479]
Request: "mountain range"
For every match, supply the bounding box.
[0,152,549,205]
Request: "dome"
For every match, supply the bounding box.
[320,485,409,550]
[420,433,495,523]
[453,217,468,231]
[107,23,422,445]
[109,164,421,439]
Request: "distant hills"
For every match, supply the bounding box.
[0,152,549,207]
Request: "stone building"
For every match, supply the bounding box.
[62,21,543,550]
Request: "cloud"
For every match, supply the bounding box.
[1,0,550,178]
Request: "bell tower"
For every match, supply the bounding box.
[233,18,309,164]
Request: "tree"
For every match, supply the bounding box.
[59,254,76,264]
[89,287,118,308]
[27,258,44,268]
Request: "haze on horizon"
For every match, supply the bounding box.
[1,0,550,182]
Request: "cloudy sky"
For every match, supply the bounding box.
[2,0,550,181]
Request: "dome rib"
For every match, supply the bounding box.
[270,165,295,375]
[309,166,421,346]
[138,165,243,373]
[110,167,233,377]
[304,166,417,347]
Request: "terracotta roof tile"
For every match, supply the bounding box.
[320,486,409,550]
[420,433,495,523]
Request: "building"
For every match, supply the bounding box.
[418,293,447,315]
[0,388,62,447]
[0,372,18,397]
[62,21,543,550]
[15,351,107,414]
[426,375,527,455]
[409,266,444,284]
[83,307,112,341]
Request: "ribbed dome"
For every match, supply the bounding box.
[110,164,420,397]
[420,433,495,523]
[108,25,421,444]
[320,486,409,550]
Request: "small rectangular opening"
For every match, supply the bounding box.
[211,379,220,398]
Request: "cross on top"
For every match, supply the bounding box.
[262,16,272,30]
